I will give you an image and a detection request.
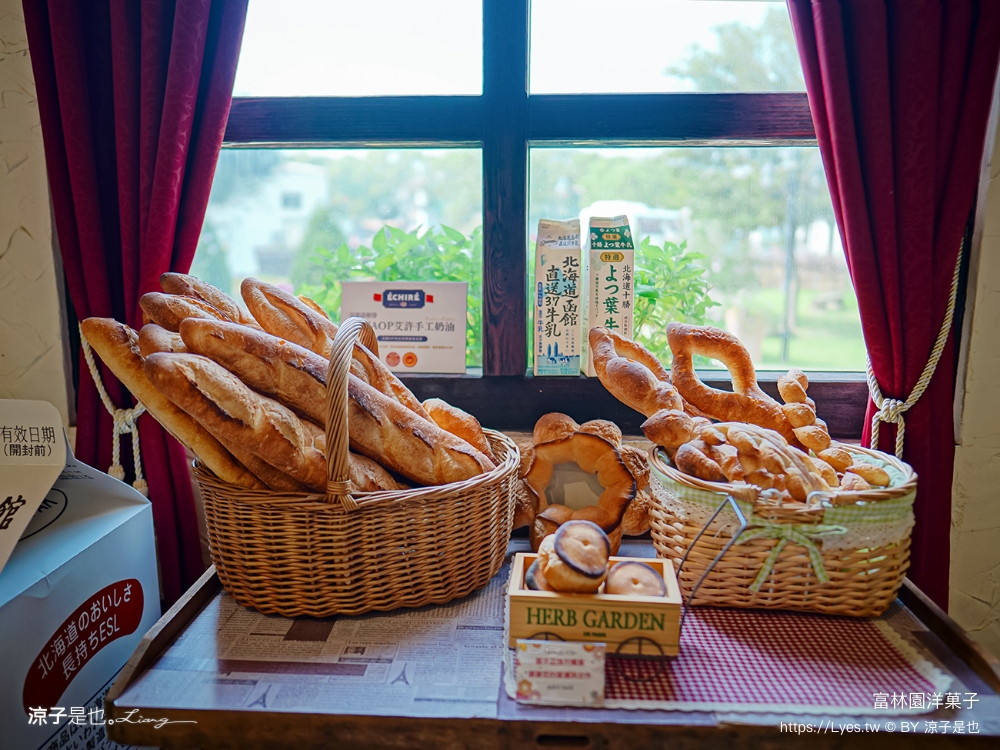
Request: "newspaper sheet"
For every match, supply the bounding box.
[118,567,509,719]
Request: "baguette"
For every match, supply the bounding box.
[298,420,400,492]
[422,398,496,462]
[179,318,331,424]
[347,374,495,485]
[79,318,263,489]
[144,352,329,489]
[297,295,330,319]
[138,324,186,356]
[218,436,309,492]
[241,277,339,356]
[180,316,430,422]
[240,278,430,419]
[176,318,489,484]
[138,292,232,331]
[161,272,257,326]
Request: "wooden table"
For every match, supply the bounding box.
[105,539,1000,749]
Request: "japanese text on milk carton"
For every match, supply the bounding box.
[534,219,582,376]
[583,216,635,376]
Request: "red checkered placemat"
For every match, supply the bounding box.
[600,607,948,712]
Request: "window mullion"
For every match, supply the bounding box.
[482,0,529,377]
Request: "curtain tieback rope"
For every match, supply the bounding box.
[866,249,963,458]
[79,324,148,496]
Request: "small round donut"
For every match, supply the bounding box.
[605,561,667,597]
[553,520,610,577]
[537,524,609,593]
[530,504,573,550]
[525,558,553,591]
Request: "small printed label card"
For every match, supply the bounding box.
[0,400,66,575]
[340,281,467,374]
[514,639,606,706]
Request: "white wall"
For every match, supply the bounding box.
[0,0,71,425]
[951,102,1000,657]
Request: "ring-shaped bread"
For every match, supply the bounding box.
[524,431,637,554]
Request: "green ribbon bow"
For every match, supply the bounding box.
[734,522,848,593]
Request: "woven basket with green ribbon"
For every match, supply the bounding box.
[648,444,916,617]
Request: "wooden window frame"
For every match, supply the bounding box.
[221,0,868,436]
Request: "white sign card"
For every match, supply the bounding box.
[341,281,468,374]
[0,400,66,576]
[514,639,606,706]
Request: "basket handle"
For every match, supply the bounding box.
[324,317,380,511]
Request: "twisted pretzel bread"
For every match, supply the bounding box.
[667,323,797,444]
[590,327,685,416]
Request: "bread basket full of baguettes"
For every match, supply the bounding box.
[81,275,519,617]
[587,322,917,618]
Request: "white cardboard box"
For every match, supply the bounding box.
[0,442,160,750]
[582,216,636,377]
[341,281,468,374]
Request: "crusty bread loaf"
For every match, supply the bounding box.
[138,292,232,331]
[422,398,495,461]
[160,272,257,326]
[179,318,329,424]
[241,277,339,356]
[347,451,400,492]
[296,419,399,492]
[144,352,329,489]
[348,374,495,485]
[217,436,309,492]
[241,278,431,420]
[79,318,263,489]
[138,324,186,356]
[177,318,493,485]
[297,295,330,319]
[350,342,432,420]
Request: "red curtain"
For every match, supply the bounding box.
[787,0,1000,607]
[23,0,248,604]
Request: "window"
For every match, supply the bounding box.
[198,0,867,436]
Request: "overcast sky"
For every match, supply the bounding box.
[234,0,782,96]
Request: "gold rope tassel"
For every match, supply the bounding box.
[866,250,963,458]
[79,324,149,496]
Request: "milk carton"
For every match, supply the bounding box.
[582,216,635,376]
[533,219,582,376]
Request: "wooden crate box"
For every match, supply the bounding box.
[508,554,682,656]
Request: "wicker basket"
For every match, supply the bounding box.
[648,444,916,617]
[195,317,520,617]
